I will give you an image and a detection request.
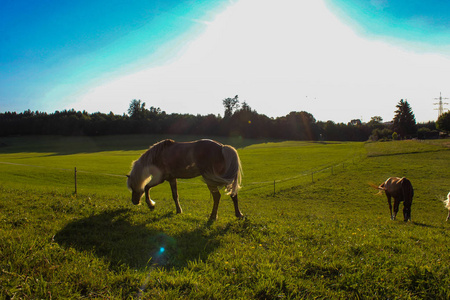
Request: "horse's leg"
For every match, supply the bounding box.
[403,200,412,222]
[393,198,400,221]
[231,194,244,218]
[144,184,156,210]
[208,185,221,221]
[447,210,450,222]
[386,194,393,220]
[168,178,182,214]
[144,177,164,210]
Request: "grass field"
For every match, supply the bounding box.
[1,135,449,299]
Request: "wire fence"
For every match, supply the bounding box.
[241,155,364,196]
[1,154,365,197]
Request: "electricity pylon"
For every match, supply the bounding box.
[434,92,449,118]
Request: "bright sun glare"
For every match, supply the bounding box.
[73,0,450,123]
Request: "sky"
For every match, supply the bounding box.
[1,0,450,123]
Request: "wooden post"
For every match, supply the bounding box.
[273,180,276,196]
[74,167,77,196]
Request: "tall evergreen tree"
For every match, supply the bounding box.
[392,99,417,138]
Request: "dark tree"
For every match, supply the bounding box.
[223,95,240,118]
[278,111,318,140]
[1,95,387,141]
[368,116,383,126]
[349,119,362,126]
[392,99,416,138]
[436,111,450,132]
[240,101,252,112]
[127,99,146,119]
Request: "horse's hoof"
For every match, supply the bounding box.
[146,199,156,210]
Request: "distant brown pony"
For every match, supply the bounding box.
[443,192,450,221]
[127,139,243,221]
[372,177,414,221]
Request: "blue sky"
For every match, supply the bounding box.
[1,0,450,123]
[326,0,450,48]
[1,0,227,110]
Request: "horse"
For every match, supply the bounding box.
[443,192,450,221]
[127,139,243,221]
[371,177,414,221]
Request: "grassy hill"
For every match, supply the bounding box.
[1,136,449,299]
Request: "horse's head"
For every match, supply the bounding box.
[127,175,144,205]
[131,190,144,205]
[127,146,164,208]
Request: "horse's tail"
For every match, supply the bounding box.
[369,182,385,195]
[401,178,414,204]
[221,145,242,196]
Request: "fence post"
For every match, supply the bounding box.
[74,167,77,196]
[273,180,276,196]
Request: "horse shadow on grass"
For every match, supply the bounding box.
[54,208,239,270]
[411,221,440,229]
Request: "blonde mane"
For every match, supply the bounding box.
[127,139,174,191]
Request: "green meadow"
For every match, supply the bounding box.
[1,136,449,299]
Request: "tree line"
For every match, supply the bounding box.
[1,97,447,141]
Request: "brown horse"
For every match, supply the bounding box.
[127,139,243,221]
[372,177,414,221]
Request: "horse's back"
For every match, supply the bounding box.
[384,177,413,198]
[383,177,402,194]
[192,140,226,171]
[160,139,224,175]
[385,177,413,201]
